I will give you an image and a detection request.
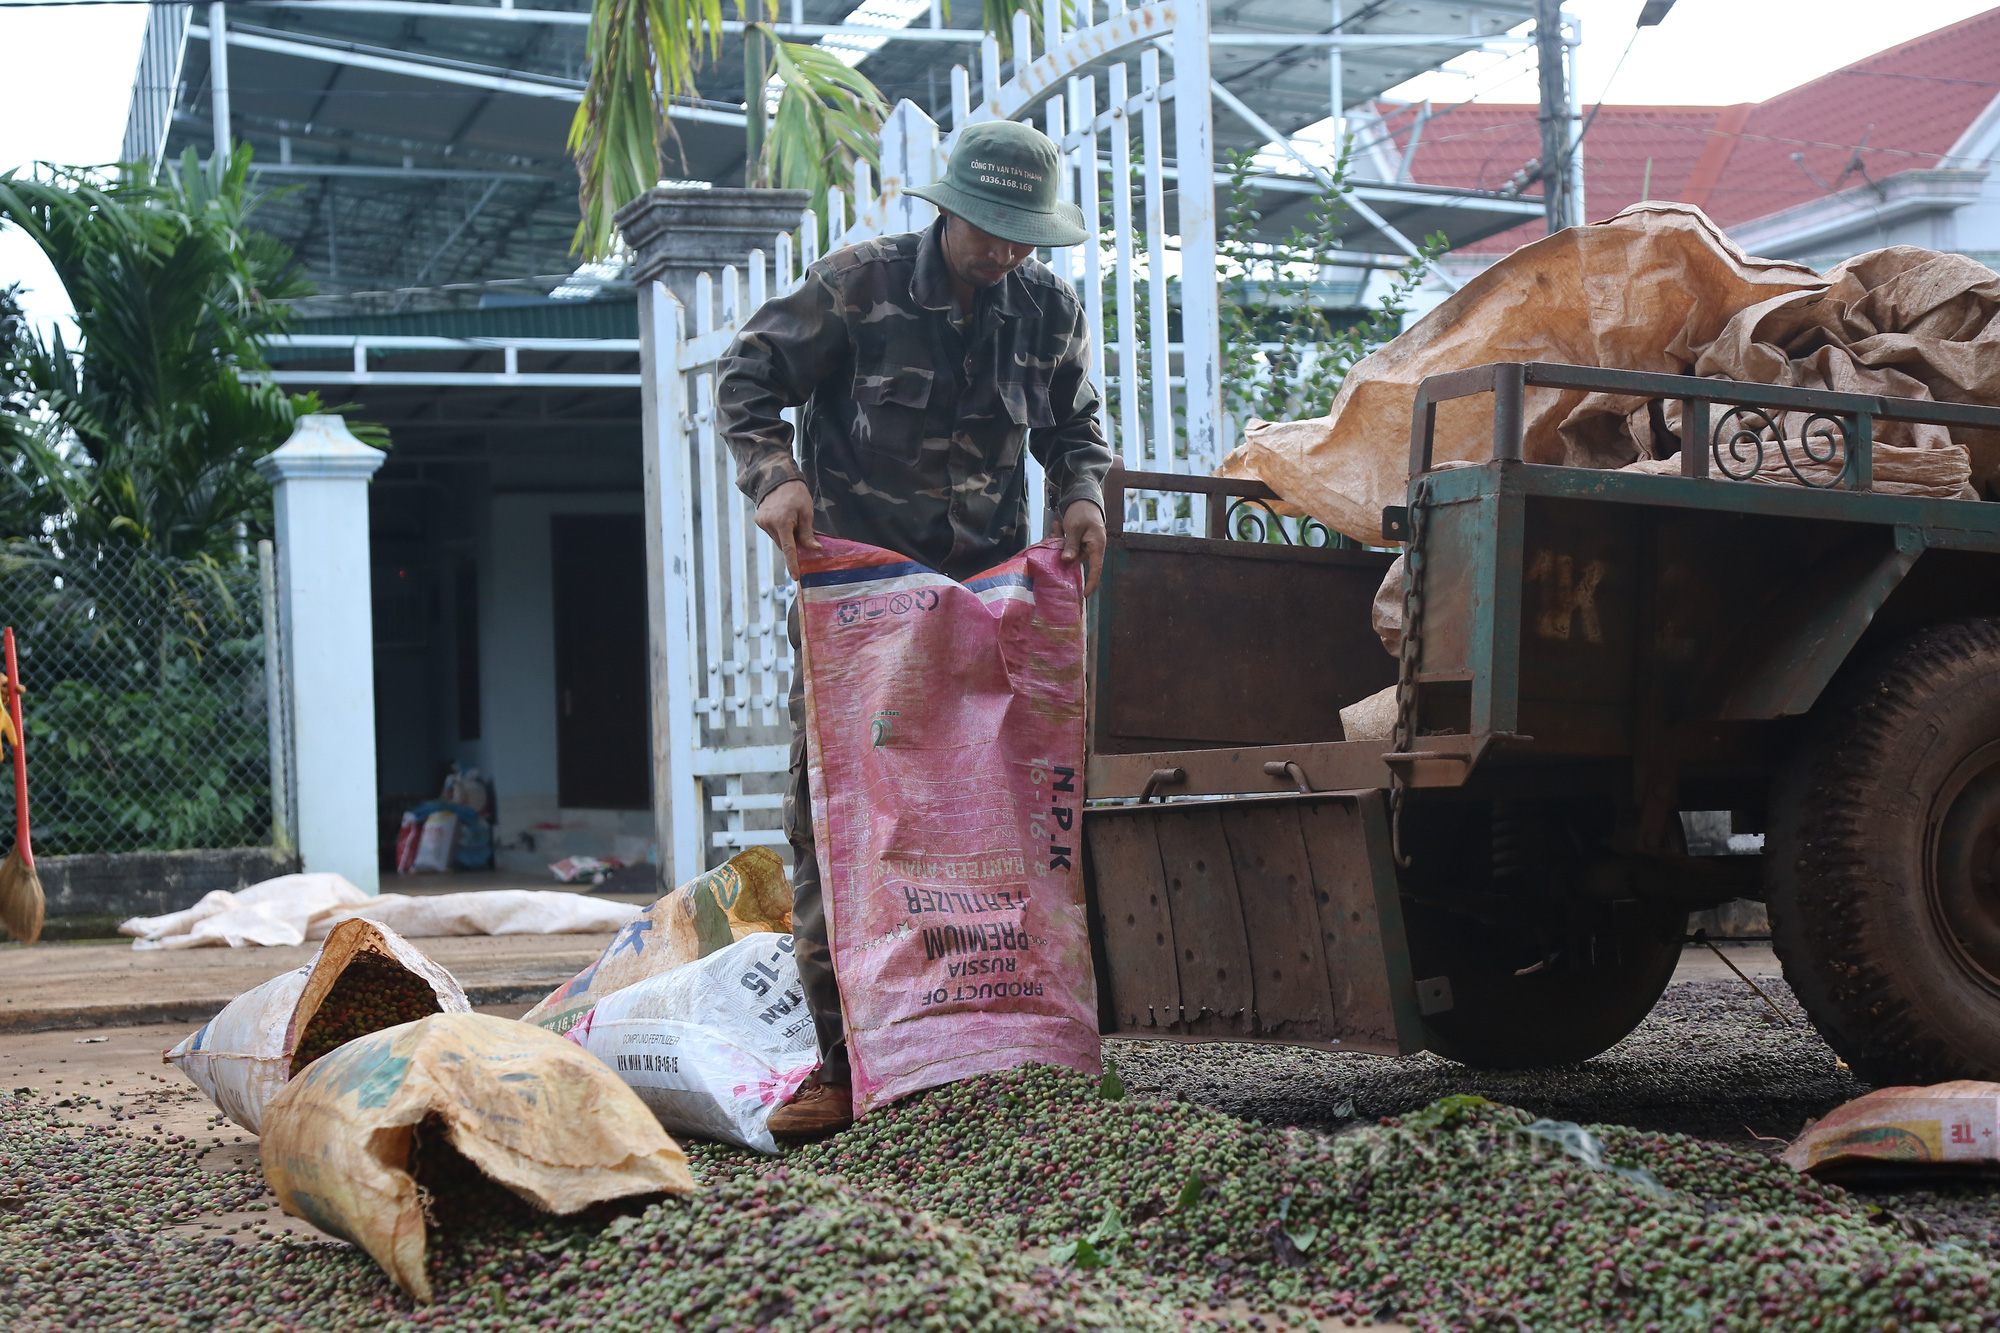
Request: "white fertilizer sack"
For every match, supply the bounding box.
[563,933,818,1153]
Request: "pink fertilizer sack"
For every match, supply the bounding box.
[799,536,1101,1115]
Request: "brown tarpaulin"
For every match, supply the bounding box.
[1220,203,1996,544]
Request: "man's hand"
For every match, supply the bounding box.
[1059,499,1107,597]
[756,479,822,580]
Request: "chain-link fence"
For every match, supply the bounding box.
[0,542,275,856]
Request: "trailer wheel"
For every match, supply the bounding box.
[1768,618,2000,1084]
[1403,897,1685,1068]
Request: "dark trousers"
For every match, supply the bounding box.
[786,600,849,1084]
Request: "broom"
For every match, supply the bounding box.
[0,627,43,946]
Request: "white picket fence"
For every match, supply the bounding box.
[639,0,1224,885]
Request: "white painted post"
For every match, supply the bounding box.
[981,37,1004,115]
[256,539,293,857]
[637,281,703,887]
[208,2,231,160]
[1073,75,1106,438]
[1011,11,1032,79]
[952,64,972,130]
[1329,0,1344,160]
[1140,48,1171,474]
[693,275,725,731]
[1174,0,1223,487]
[1109,61,1142,475]
[851,159,874,237]
[880,100,940,234]
[1566,20,1586,228]
[1045,95,1069,282]
[254,416,386,893]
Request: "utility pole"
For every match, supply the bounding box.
[1535,0,1570,233]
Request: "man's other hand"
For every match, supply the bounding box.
[1060,499,1106,597]
[756,480,822,580]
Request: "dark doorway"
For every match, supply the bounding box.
[550,514,651,810]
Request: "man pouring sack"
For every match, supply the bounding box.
[718,121,1113,1137]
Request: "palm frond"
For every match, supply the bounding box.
[982,0,1071,59]
[569,0,727,258]
[762,35,888,240]
[0,147,378,560]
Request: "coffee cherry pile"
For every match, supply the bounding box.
[290,953,444,1075]
[0,1091,269,1243]
[788,1066,2000,1331]
[4,1062,1999,1331]
[0,1090,1165,1333]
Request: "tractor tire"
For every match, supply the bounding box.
[1401,893,1685,1069]
[1768,617,2000,1085]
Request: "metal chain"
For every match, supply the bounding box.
[1389,476,1432,868]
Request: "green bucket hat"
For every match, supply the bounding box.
[908,120,1091,248]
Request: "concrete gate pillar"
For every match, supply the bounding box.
[616,187,813,317]
[255,415,387,893]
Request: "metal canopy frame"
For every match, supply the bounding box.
[130,0,1548,314]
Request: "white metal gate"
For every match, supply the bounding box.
[640,0,1225,886]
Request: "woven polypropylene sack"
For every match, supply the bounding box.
[520,847,792,1035]
[1783,1081,2000,1178]
[260,1012,695,1301]
[164,916,469,1133]
[798,536,1100,1116]
[564,933,818,1153]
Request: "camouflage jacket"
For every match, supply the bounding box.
[716,217,1113,582]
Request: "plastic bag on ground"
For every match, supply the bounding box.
[120,873,371,950]
[164,916,470,1134]
[1783,1081,2000,1179]
[564,932,818,1153]
[260,1012,696,1302]
[307,889,642,940]
[521,846,792,1035]
[1218,204,1999,542]
[798,537,1101,1117]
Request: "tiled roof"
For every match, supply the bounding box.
[1378,7,2000,254]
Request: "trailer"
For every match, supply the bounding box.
[1082,362,2000,1085]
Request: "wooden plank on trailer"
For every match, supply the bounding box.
[1153,805,1255,1036]
[1296,792,1416,1055]
[1083,813,1182,1031]
[1220,803,1331,1040]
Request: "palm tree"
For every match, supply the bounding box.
[0,148,370,560]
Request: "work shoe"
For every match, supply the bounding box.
[767,1078,853,1140]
